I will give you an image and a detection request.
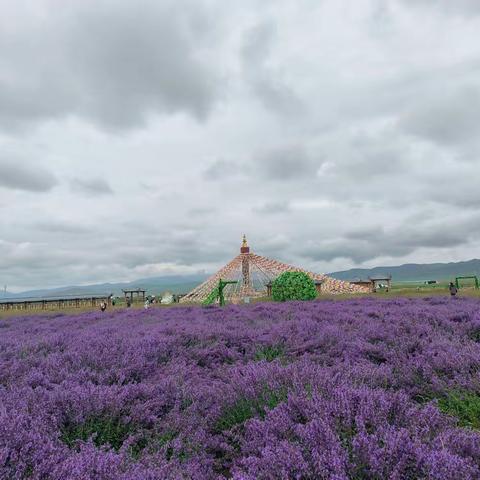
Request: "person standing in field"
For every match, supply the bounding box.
[449,282,458,297]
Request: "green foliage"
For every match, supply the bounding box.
[60,414,135,451]
[437,390,480,429]
[129,436,149,459]
[215,387,288,432]
[129,430,184,460]
[215,397,255,432]
[61,414,184,460]
[254,344,285,362]
[150,431,178,460]
[203,286,219,306]
[271,271,317,302]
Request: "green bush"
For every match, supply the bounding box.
[438,390,480,429]
[254,344,285,362]
[271,271,317,302]
[60,414,135,451]
[214,387,288,432]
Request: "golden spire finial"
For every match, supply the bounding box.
[240,234,250,253]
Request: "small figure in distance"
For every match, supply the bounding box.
[144,298,150,310]
[126,297,131,308]
[111,296,116,307]
[100,301,107,312]
[449,282,458,297]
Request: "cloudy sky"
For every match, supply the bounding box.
[1,0,480,291]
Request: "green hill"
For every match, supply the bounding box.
[329,259,480,283]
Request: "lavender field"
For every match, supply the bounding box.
[1,298,480,479]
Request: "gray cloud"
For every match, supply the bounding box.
[35,221,91,235]
[344,226,385,241]
[423,170,480,208]
[0,222,231,290]
[253,201,290,215]
[203,159,242,181]
[256,145,318,181]
[2,0,480,290]
[342,134,412,178]
[433,188,480,209]
[241,21,305,116]
[400,0,480,15]
[302,215,480,263]
[0,239,78,271]
[0,0,220,132]
[188,207,216,216]
[399,87,480,146]
[0,161,58,192]
[70,178,114,196]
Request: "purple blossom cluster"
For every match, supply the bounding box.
[1,297,480,479]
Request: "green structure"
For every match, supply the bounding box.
[203,279,238,306]
[455,276,479,289]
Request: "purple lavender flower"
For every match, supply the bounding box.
[0,297,479,479]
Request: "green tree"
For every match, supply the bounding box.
[272,271,317,302]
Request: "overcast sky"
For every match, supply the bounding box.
[1,0,480,291]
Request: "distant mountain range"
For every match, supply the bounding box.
[328,259,480,283]
[4,259,480,300]
[2,274,208,300]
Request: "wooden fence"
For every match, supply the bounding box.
[0,295,111,312]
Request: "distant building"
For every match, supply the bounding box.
[350,275,392,292]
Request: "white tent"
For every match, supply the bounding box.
[161,291,174,304]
